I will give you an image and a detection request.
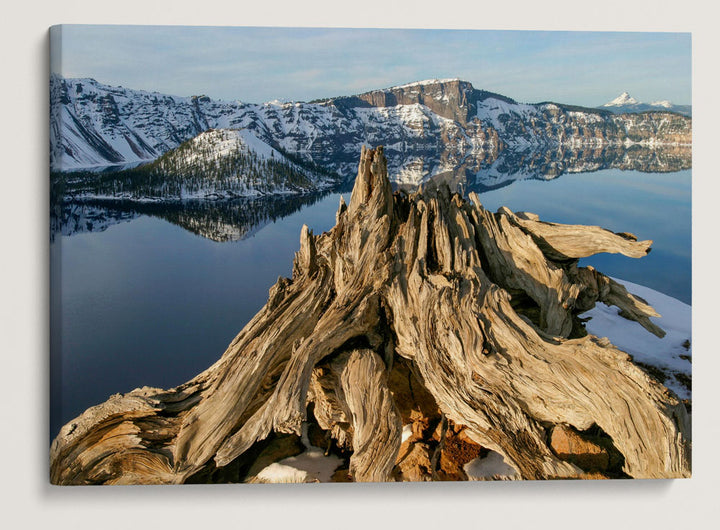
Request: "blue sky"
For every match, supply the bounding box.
[51,25,691,107]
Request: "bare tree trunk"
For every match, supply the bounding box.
[50,145,690,485]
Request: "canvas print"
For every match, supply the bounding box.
[49,25,692,485]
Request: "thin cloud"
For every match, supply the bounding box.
[55,25,691,105]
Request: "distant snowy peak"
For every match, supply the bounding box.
[600,92,691,116]
[649,100,673,108]
[603,92,640,107]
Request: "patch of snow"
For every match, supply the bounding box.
[354,103,432,132]
[567,110,605,124]
[255,462,309,483]
[580,277,692,400]
[401,424,413,443]
[234,128,279,159]
[390,78,462,90]
[476,97,537,133]
[291,448,341,481]
[253,422,343,484]
[464,450,520,480]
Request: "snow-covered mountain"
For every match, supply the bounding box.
[604,92,641,107]
[600,92,691,117]
[50,75,693,187]
[73,128,337,200]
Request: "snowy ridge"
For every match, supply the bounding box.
[390,78,462,90]
[650,100,673,108]
[179,128,282,163]
[64,127,336,201]
[51,75,692,186]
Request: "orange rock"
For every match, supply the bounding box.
[550,425,610,471]
[438,429,484,481]
[395,442,433,481]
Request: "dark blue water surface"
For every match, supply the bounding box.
[50,169,691,440]
[476,169,691,305]
[50,193,344,440]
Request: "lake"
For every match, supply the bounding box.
[49,167,691,440]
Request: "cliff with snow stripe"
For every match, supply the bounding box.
[50,76,692,186]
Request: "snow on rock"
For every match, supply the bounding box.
[390,78,462,90]
[51,75,692,185]
[401,424,413,443]
[252,423,343,484]
[464,450,521,481]
[580,277,692,401]
[255,448,343,483]
[476,97,537,133]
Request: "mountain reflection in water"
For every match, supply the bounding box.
[53,144,691,242]
[51,192,332,243]
[400,144,691,194]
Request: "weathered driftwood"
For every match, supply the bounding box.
[50,145,690,485]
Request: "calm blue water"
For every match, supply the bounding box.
[476,169,691,305]
[49,168,691,440]
[50,193,345,440]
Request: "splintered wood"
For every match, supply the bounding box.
[50,145,690,485]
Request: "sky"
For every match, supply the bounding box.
[50,25,691,107]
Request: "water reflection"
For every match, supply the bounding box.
[53,144,691,242]
[408,144,691,194]
[52,192,331,242]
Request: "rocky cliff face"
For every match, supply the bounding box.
[328,78,510,124]
[50,75,692,186]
